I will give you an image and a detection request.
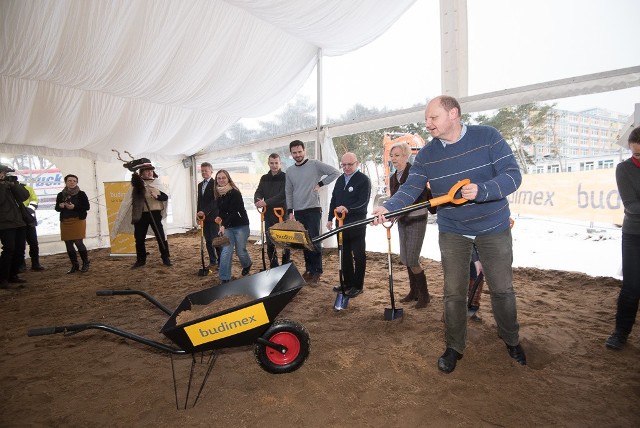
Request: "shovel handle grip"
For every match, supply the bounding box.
[333,208,345,227]
[273,207,284,223]
[428,178,470,207]
[257,205,266,216]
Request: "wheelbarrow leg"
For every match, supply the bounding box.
[170,351,218,410]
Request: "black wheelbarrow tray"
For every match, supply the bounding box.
[27,263,310,408]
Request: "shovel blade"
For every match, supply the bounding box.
[268,228,316,252]
[334,292,349,311]
[197,268,211,277]
[384,307,403,321]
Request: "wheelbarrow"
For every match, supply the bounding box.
[27,263,310,409]
[268,179,470,251]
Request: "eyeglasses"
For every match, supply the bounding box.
[340,162,356,168]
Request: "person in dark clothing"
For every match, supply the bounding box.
[215,170,252,283]
[196,162,220,269]
[326,152,371,297]
[131,162,171,268]
[254,153,290,268]
[0,164,30,288]
[606,127,640,350]
[55,174,91,273]
[18,184,45,271]
[388,141,436,309]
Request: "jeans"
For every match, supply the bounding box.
[615,232,640,335]
[219,224,252,281]
[439,228,520,354]
[294,209,323,274]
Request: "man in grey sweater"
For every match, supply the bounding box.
[285,140,340,284]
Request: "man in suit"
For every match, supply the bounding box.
[326,152,371,297]
[196,162,220,269]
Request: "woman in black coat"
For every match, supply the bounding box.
[55,174,90,273]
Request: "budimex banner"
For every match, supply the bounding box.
[508,169,623,225]
[104,181,135,256]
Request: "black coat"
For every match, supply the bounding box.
[197,178,218,223]
[254,170,286,224]
[217,188,249,228]
[55,190,90,220]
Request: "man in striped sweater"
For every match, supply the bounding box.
[373,95,526,374]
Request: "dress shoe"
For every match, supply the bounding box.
[162,257,173,267]
[0,280,21,290]
[438,348,463,374]
[17,263,27,273]
[31,264,45,271]
[9,276,27,284]
[438,348,462,373]
[506,343,527,365]
[241,263,252,276]
[131,260,146,269]
[307,273,321,286]
[302,272,312,280]
[333,284,349,292]
[345,287,362,297]
[605,331,628,350]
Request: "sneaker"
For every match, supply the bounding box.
[438,348,463,374]
[605,331,628,350]
[506,343,527,365]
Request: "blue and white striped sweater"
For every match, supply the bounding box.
[384,125,521,235]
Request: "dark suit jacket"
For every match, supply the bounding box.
[197,179,217,223]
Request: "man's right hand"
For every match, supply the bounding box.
[371,206,389,225]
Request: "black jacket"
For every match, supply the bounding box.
[217,188,249,228]
[55,190,90,220]
[0,180,30,230]
[197,178,218,223]
[328,170,371,225]
[254,170,286,224]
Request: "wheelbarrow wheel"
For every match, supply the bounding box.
[254,319,310,374]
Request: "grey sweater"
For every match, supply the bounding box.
[285,159,340,213]
[616,158,640,234]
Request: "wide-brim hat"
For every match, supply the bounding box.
[0,164,15,174]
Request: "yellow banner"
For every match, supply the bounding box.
[184,303,270,346]
[104,181,136,255]
[508,169,623,225]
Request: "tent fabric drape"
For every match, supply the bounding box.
[1,0,417,160]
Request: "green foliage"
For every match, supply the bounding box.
[474,103,554,172]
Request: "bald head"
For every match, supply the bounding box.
[340,152,359,175]
[425,96,463,142]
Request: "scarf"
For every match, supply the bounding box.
[217,183,233,196]
[62,185,80,199]
[631,157,640,168]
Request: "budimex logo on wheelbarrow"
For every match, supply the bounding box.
[183,303,270,346]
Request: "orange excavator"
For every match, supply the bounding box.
[374,132,426,207]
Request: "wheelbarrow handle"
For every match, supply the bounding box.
[312,179,470,244]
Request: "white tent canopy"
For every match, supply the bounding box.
[1,0,417,160]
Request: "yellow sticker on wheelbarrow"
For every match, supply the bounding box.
[184,303,270,346]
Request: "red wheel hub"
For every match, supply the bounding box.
[265,332,300,365]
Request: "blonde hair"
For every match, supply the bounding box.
[390,142,411,157]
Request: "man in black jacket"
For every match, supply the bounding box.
[0,164,30,288]
[254,153,289,268]
[326,153,371,297]
[196,162,220,269]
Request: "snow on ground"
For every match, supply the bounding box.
[37,206,623,280]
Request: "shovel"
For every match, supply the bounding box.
[257,205,267,271]
[383,220,402,320]
[332,209,349,311]
[269,179,470,251]
[196,213,210,277]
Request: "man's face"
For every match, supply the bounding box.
[340,154,358,176]
[425,99,458,141]
[201,166,212,180]
[268,157,281,174]
[630,142,640,161]
[290,145,305,163]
